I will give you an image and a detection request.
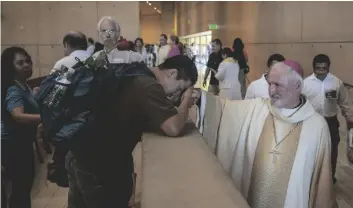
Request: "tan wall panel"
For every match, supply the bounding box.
[302,2,353,42]
[178,2,216,36]
[177,2,353,85]
[140,14,162,44]
[218,2,302,46]
[97,1,140,41]
[243,43,353,84]
[244,44,279,82]
[38,45,64,76]
[271,43,353,84]
[1,1,141,78]
[1,2,38,45]
[37,2,98,45]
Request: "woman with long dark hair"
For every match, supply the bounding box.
[1,47,41,208]
[232,38,249,99]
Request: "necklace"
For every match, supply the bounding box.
[269,114,302,163]
[14,80,28,91]
[287,96,305,118]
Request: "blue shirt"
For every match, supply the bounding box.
[1,84,39,139]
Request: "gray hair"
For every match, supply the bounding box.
[97,16,121,32]
[289,68,304,91]
[271,62,304,91]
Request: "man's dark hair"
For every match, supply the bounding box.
[88,37,94,44]
[267,54,285,68]
[313,54,330,68]
[63,32,88,50]
[212,38,222,48]
[160,34,168,40]
[221,47,233,58]
[159,55,198,85]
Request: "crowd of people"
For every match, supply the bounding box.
[1,14,352,208]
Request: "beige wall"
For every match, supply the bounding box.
[140,14,162,44]
[140,2,176,44]
[177,2,353,85]
[1,1,140,78]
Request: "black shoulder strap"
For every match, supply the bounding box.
[124,62,155,78]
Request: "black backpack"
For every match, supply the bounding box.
[35,56,154,150]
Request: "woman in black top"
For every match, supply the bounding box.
[232,38,249,99]
[203,39,223,95]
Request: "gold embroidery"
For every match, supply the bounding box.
[247,115,303,208]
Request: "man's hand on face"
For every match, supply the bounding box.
[192,89,201,104]
[181,86,195,108]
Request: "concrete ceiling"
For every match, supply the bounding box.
[140,1,162,15]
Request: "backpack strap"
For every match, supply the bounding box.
[124,62,155,78]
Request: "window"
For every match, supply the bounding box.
[195,37,200,45]
[206,35,212,44]
[200,36,207,45]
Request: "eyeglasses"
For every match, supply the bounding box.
[100,29,117,35]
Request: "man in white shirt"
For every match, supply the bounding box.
[245,54,285,99]
[50,31,91,74]
[93,16,143,63]
[302,54,353,183]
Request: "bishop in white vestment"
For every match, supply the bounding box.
[216,61,336,208]
[245,54,285,99]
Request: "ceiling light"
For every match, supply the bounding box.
[148,3,151,5]
[154,7,157,10]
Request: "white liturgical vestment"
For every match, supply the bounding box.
[216,97,336,208]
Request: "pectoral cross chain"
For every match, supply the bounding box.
[269,149,281,163]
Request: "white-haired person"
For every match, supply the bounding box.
[93,16,143,63]
[216,60,337,208]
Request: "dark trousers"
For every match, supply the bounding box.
[66,151,133,208]
[325,116,340,181]
[1,138,34,208]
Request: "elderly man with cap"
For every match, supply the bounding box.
[216,60,336,208]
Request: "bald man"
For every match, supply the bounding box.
[50,31,91,74]
[216,60,336,208]
[93,16,143,63]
